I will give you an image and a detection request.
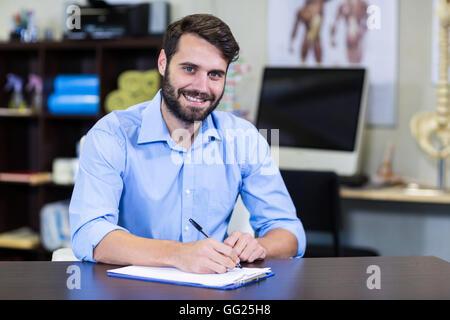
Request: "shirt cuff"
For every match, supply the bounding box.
[72,217,129,262]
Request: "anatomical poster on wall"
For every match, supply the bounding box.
[267,0,398,127]
[431,0,447,85]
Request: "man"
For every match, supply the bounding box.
[70,14,306,274]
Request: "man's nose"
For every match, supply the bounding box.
[191,73,209,93]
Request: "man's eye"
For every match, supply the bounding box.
[185,66,194,72]
[209,72,222,79]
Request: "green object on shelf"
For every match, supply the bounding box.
[105,69,160,113]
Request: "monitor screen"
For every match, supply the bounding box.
[256,67,366,152]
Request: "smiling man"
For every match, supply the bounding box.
[69,14,306,274]
[160,33,226,124]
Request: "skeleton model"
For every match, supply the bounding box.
[411,0,450,189]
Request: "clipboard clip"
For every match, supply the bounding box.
[233,273,268,285]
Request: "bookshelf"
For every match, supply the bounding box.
[0,37,163,260]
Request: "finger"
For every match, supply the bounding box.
[239,240,258,262]
[208,247,237,271]
[224,230,241,247]
[212,240,239,263]
[205,240,239,268]
[247,246,266,263]
[234,234,252,257]
[204,258,228,274]
[189,256,224,274]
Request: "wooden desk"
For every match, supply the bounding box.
[341,186,450,204]
[0,256,448,300]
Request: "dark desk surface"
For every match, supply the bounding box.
[0,256,448,300]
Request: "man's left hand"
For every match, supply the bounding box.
[224,230,267,263]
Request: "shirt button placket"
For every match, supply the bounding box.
[182,152,195,242]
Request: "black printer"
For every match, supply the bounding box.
[63,0,170,40]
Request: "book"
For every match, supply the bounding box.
[0,227,40,250]
[0,171,52,185]
[107,265,274,290]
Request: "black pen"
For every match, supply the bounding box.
[188,218,242,269]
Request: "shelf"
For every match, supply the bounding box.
[0,227,40,250]
[46,182,74,188]
[0,37,163,260]
[0,108,40,118]
[0,172,52,186]
[0,180,50,187]
[0,177,77,188]
[0,41,40,50]
[101,37,163,49]
[42,113,101,121]
[0,37,163,51]
[340,186,450,204]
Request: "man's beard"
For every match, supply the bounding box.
[160,69,224,123]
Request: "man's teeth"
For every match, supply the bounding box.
[184,94,205,103]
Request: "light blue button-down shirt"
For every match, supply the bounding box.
[69,90,306,262]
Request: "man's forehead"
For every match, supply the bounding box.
[173,33,227,68]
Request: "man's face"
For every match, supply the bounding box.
[159,33,228,123]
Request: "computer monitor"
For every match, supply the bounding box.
[255,67,369,176]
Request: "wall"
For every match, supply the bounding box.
[0,0,448,261]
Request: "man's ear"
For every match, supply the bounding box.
[158,49,167,76]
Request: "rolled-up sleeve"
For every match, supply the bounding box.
[239,129,306,258]
[69,119,129,262]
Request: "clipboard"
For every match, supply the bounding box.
[107,266,275,290]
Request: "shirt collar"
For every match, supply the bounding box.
[201,110,222,143]
[137,90,171,144]
[137,90,222,145]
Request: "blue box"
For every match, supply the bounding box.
[54,75,99,95]
[48,93,99,115]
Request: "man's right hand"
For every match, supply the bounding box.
[173,238,240,274]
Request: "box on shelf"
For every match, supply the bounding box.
[47,75,99,115]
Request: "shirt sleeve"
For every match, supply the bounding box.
[69,120,129,262]
[239,129,306,258]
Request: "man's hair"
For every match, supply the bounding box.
[162,14,240,66]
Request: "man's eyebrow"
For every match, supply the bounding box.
[179,62,199,68]
[179,62,226,75]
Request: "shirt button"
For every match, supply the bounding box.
[184,226,189,231]
[185,189,191,194]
